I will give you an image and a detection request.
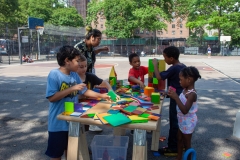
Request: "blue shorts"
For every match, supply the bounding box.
[45,131,68,158]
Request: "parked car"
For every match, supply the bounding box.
[0,39,7,54]
[49,46,61,55]
[0,39,19,55]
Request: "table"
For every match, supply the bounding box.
[57,99,164,160]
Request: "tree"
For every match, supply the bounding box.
[0,0,19,38]
[16,0,54,25]
[133,0,172,33]
[86,0,104,26]
[178,0,240,45]
[0,0,19,23]
[15,0,84,28]
[49,7,84,27]
[87,0,173,38]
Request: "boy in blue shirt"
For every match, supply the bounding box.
[45,45,110,160]
[153,46,186,156]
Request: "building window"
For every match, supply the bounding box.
[135,30,139,34]
[140,30,144,34]
[172,24,175,28]
[158,30,163,35]
[172,18,175,22]
[101,24,103,28]
[146,30,149,34]
[100,18,103,22]
[180,24,183,28]
[180,30,182,35]
[172,31,175,35]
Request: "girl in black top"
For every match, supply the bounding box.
[74,26,109,74]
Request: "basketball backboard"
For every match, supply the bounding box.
[220,36,231,42]
[28,17,44,29]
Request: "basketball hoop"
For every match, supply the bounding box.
[36,26,44,35]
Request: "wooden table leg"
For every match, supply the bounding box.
[151,102,163,151]
[67,122,90,160]
[132,129,147,160]
[151,119,161,151]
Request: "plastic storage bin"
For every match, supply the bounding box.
[91,135,129,160]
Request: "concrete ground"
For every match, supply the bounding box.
[0,55,240,160]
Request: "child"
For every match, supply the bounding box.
[128,53,148,89]
[22,54,28,62]
[207,45,211,58]
[77,54,119,132]
[152,46,186,156]
[45,45,110,160]
[167,66,201,160]
[27,55,34,63]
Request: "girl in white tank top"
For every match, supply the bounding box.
[167,66,201,160]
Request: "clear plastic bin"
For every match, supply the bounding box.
[91,135,129,160]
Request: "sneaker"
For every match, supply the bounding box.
[89,125,103,132]
[158,146,177,156]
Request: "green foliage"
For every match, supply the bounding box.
[86,0,104,25]
[1,0,84,28]
[0,0,19,37]
[0,0,19,23]
[87,0,173,38]
[203,32,208,37]
[212,32,218,37]
[103,0,137,38]
[49,7,84,27]
[186,36,200,47]
[179,0,240,45]
[28,0,53,22]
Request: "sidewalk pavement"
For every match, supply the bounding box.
[0,55,240,160]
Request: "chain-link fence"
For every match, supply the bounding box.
[0,23,86,64]
[97,38,186,57]
[1,23,240,65]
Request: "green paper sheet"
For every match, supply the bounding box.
[103,113,131,127]
[124,105,138,112]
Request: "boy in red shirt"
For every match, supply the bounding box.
[128,53,148,89]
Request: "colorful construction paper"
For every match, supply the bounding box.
[70,112,82,117]
[103,113,131,127]
[96,113,110,124]
[128,115,149,123]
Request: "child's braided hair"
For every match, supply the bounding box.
[180,66,201,81]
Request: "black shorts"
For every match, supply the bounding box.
[45,131,68,158]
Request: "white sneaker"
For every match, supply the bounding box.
[89,125,103,132]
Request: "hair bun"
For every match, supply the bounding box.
[85,26,92,32]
